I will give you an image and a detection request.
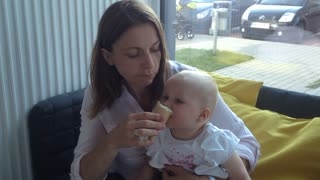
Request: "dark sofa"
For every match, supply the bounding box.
[27,86,320,180]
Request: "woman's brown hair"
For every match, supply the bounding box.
[89,0,169,118]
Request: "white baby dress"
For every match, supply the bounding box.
[147,122,240,179]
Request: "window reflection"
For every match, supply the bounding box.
[175,0,320,96]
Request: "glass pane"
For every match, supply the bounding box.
[175,0,320,96]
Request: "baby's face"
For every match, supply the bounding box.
[161,76,204,129]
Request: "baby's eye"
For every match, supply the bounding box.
[161,95,169,101]
[175,98,184,104]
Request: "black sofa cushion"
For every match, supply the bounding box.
[27,86,320,180]
[28,89,84,180]
[256,86,320,119]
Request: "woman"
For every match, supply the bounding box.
[70,1,260,180]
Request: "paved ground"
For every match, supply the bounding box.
[176,33,320,96]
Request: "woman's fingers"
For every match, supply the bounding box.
[129,112,161,122]
[110,112,165,148]
[162,165,199,180]
[134,128,160,137]
[162,168,179,180]
[129,112,165,130]
[134,138,154,146]
[131,119,165,130]
[164,165,183,174]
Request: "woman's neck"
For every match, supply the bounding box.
[125,83,154,111]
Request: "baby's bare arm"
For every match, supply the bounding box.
[222,152,251,180]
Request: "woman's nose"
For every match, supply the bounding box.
[143,52,154,68]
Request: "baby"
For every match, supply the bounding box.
[137,70,251,180]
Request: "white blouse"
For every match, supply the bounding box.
[70,60,260,180]
[147,122,240,179]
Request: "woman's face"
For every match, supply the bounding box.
[161,76,204,129]
[105,23,161,91]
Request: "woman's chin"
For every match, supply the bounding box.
[141,78,154,87]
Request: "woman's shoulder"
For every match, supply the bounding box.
[167,60,198,77]
[81,85,94,111]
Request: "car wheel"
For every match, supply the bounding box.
[177,31,185,40]
[293,22,305,44]
[186,30,194,39]
[241,32,249,39]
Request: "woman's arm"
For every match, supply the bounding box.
[79,114,164,180]
[210,94,260,172]
[162,165,209,180]
[70,87,118,180]
[134,163,157,180]
[79,133,119,180]
[71,87,165,180]
[80,112,163,180]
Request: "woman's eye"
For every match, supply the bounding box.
[151,44,160,52]
[151,48,160,52]
[126,53,139,58]
[125,49,140,58]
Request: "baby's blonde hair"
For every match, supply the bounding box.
[172,70,218,112]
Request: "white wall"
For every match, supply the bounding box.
[0,0,161,179]
[0,0,118,179]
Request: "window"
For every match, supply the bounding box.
[173,0,320,96]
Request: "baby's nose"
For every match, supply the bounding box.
[162,101,172,110]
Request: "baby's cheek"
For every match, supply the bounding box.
[166,116,183,128]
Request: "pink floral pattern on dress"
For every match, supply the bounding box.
[164,152,196,171]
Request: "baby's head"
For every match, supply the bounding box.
[162,70,218,129]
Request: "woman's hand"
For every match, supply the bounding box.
[162,165,209,180]
[108,112,165,148]
[134,161,157,180]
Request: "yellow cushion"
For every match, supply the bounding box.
[207,72,320,180]
[208,72,263,106]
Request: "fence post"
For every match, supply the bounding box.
[212,10,219,55]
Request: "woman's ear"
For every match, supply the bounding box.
[101,48,113,66]
[198,107,211,122]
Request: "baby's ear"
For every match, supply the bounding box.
[198,107,211,122]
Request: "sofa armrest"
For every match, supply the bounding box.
[256,86,320,119]
[28,89,85,180]
[27,85,320,180]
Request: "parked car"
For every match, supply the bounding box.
[240,0,320,43]
[176,0,257,34]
